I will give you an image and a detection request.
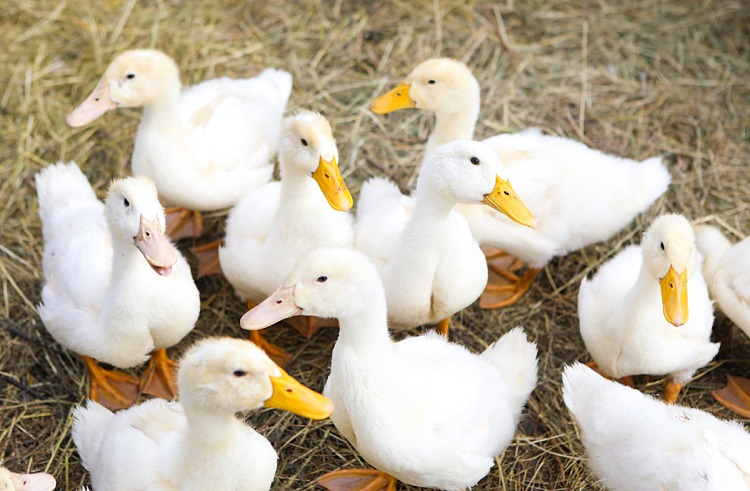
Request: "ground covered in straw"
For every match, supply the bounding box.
[1,0,749,490]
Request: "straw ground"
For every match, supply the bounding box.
[1,0,749,490]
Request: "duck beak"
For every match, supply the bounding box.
[660,265,689,326]
[240,285,302,330]
[369,82,416,114]
[66,83,118,127]
[311,156,353,212]
[482,176,537,229]
[135,215,178,277]
[9,471,57,491]
[264,366,334,420]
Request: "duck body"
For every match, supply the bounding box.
[68,50,292,211]
[354,141,535,329]
[220,112,354,303]
[36,162,199,368]
[579,215,718,385]
[694,224,750,337]
[563,362,750,491]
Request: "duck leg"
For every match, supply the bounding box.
[318,469,397,491]
[712,375,750,418]
[164,207,203,240]
[191,239,224,277]
[139,349,180,399]
[585,362,635,387]
[479,246,540,309]
[247,301,293,367]
[436,317,450,337]
[81,356,140,410]
[663,378,683,404]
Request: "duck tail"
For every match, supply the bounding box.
[72,400,114,471]
[481,327,538,413]
[35,161,97,225]
[628,156,671,214]
[561,362,608,422]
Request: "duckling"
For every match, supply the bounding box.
[355,140,534,335]
[218,111,353,363]
[694,224,750,417]
[563,362,750,491]
[72,337,333,491]
[370,58,670,308]
[578,214,718,403]
[241,247,538,491]
[0,467,55,491]
[37,162,199,409]
[67,49,291,239]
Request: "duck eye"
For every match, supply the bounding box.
[126,73,135,79]
[301,138,308,146]
[124,198,130,207]
[428,80,436,84]
[233,370,247,377]
[660,241,665,251]
[316,276,328,283]
[470,157,480,165]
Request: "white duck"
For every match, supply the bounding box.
[578,214,718,403]
[562,362,750,491]
[67,49,291,239]
[0,467,55,491]
[37,162,200,409]
[219,111,353,363]
[72,337,333,491]
[370,58,670,308]
[241,247,538,491]
[694,224,750,418]
[354,140,534,335]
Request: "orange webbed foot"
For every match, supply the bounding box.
[140,349,180,400]
[318,469,397,491]
[479,246,540,309]
[82,356,140,410]
[191,239,224,277]
[712,375,750,418]
[165,207,203,240]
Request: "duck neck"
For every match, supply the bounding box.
[628,263,663,314]
[110,236,149,281]
[140,82,182,128]
[410,178,457,226]
[425,102,479,160]
[276,167,327,221]
[182,403,244,449]
[334,294,391,353]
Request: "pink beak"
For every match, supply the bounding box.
[240,285,302,330]
[66,84,118,127]
[135,215,178,277]
[8,471,57,491]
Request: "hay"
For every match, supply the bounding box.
[1,0,749,489]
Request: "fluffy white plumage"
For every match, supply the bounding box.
[36,162,199,368]
[563,362,750,491]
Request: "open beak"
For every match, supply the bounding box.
[311,156,353,212]
[135,215,178,277]
[240,284,302,330]
[264,366,334,420]
[66,83,118,127]
[482,176,537,229]
[9,471,57,491]
[369,82,416,114]
[660,265,689,326]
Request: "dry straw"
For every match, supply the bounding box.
[1,0,749,490]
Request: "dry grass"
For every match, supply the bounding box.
[1,0,749,489]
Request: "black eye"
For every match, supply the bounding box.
[317,276,328,283]
[660,241,665,251]
[470,157,480,165]
[301,138,308,146]
[127,73,135,79]
[124,198,130,207]
[233,370,247,377]
[428,80,436,84]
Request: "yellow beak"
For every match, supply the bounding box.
[660,265,689,327]
[264,367,334,420]
[482,176,537,229]
[311,156,353,212]
[369,82,416,114]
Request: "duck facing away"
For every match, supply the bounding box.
[563,362,750,491]
[72,337,333,491]
[354,140,535,335]
[694,224,750,418]
[241,247,538,491]
[578,214,718,403]
[370,58,670,308]
[67,49,291,239]
[0,467,55,491]
[219,111,354,363]
[37,162,200,409]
